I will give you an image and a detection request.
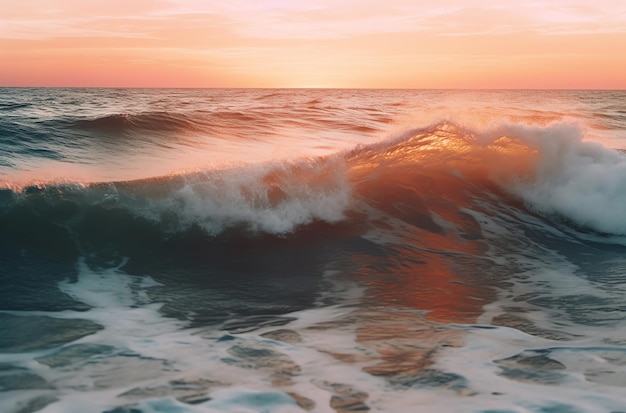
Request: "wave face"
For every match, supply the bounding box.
[2,89,626,413]
[3,119,623,244]
[347,121,626,236]
[71,112,198,133]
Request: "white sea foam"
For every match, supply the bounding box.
[18,260,377,413]
[483,122,626,236]
[3,252,626,413]
[142,158,352,235]
[431,325,626,413]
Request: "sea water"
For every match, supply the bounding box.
[1,88,626,412]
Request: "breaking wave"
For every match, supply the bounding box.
[2,120,626,261]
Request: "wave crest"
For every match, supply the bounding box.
[132,158,352,235]
[495,123,626,235]
[347,121,626,236]
[3,120,626,238]
[72,112,197,134]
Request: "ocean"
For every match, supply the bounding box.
[1,88,626,413]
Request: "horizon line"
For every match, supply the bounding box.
[2,86,625,92]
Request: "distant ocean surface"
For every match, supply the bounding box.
[1,88,626,413]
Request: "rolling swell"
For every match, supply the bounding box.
[3,119,626,321]
[0,155,353,285]
[71,112,199,134]
[3,120,626,261]
[0,158,358,318]
[0,102,32,111]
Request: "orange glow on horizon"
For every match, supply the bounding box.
[1,1,626,89]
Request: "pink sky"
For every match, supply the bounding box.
[1,0,625,88]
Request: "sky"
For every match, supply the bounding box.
[1,0,626,88]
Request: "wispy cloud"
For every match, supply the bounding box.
[3,0,626,41]
[1,0,625,87]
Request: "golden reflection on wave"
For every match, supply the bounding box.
[344,124,536,323]
[354,247,496,324]
[306,307,467,390]
[347,123,540,192]
[329,124,547,385]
